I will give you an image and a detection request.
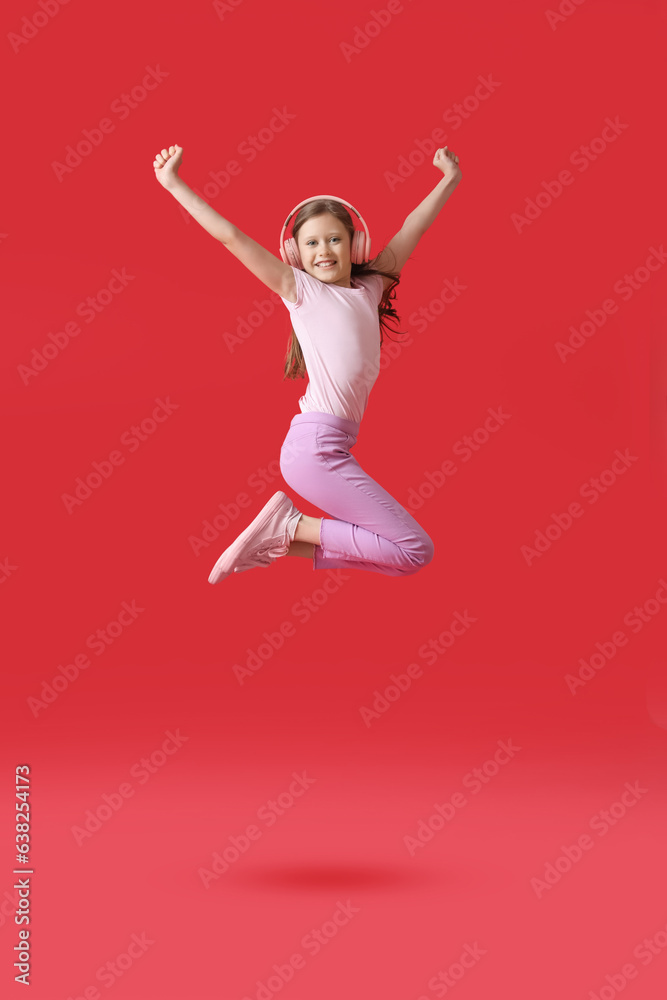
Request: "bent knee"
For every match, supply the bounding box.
[403,533,434,574]
[417,535,435,570]
[421,534,435,566]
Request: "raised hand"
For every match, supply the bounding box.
[153,144,184,190]
[433,146,462,183]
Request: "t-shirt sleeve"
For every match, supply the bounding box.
[279,265,323,311]
[354,272,384,306]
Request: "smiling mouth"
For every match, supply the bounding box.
[316,261,336,268]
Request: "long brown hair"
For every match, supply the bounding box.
[282,199,405,380]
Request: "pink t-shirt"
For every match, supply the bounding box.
[279,265,385,425]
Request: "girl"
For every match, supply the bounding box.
[152,143,462,583]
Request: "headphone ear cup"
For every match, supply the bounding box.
[351,229,361,264]
[351,229,369,264]
[283,237,302,269]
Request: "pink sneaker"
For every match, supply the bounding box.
[207,491,302,584]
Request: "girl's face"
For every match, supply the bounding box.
[297,213,352,286]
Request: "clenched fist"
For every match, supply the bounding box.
[433,146,462,184]
[153,144,183,190]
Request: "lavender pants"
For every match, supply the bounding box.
[279,411,434,576]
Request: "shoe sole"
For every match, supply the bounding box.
[208,491,288,584]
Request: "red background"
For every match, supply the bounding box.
[2,1,666,997]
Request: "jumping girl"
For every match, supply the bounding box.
[152,142,462,582]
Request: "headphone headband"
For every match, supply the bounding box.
[278,194,371,266]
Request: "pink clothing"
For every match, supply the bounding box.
[280,411,434,576]
[279,265,385,425]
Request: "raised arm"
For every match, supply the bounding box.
[374,146,462,282]
[153,144,295,301]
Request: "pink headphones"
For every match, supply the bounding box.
[279,194,371,269]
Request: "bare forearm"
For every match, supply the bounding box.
[406,175,461,235]
[165,177,237,244]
